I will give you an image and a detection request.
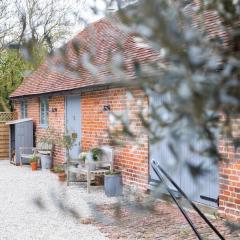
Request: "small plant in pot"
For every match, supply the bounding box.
[91,148,103,162]
[30,155,39,171]
[86,147,103,171]
[53,165,66,181]
[79,152,87,167]
[104,170,123,197]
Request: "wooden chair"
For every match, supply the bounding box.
[19,142,53,167]
[66,157,82,184]
[19,147,38,166]
[67,146,114,193]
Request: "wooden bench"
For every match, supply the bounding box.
[67,146,114,193]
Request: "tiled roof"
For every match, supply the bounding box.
[10,18,158,98]
[11,4,229,98]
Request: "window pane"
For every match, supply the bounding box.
[45,99,49,125]
[20,103,24,118]
[24,102,27,118]
[20,101,27,118]
[40,98,48,126]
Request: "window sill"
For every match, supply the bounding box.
[40,124,48,129]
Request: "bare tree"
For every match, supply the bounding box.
[0,0,89,111]
[0,0,16,51]
[3,0,90,48]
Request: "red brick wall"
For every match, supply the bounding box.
[14,96,65,165]
[47,96,65,165]
[218,115,240,221]
[13,90,240,221]
[13,89,149,190]
[81,88,149,190]
[219,160,240,222]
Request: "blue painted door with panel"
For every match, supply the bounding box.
[149,93,219,207]
[66,96,81,159]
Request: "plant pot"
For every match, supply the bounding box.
[58,172,66,181]
[40,153,52,169]
[68,172,78,181]
[79,160,85,168]
[87,162,96,171]
[104,174,123,197]
[31,162,38,171]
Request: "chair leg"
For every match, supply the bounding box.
[67,171,70,186]
[20,157,22,167]
[87,172,91,193]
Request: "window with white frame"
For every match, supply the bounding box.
[20,100,27,119]
[40,97,49,127]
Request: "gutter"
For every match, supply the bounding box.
[9,80,139,100]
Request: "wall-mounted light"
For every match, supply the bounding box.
[49,108,57,112]
[103,105,111,111]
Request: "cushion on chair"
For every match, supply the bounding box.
[21,154,34,159]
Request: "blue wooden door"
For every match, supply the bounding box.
[66,96,81,159]
[149,93,181,191]
[180,140,219,207]
[149,93,219,207]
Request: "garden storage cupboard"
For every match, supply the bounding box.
[6,119,33,165]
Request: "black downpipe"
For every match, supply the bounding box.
[151,160,225,240]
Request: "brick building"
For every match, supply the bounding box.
[10,6,240,221]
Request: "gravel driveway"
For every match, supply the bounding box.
[0,160,113,240]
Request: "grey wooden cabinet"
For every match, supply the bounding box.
[7,119,33,165]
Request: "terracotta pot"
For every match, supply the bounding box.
[58,172,66,181]
[31,162,38,171]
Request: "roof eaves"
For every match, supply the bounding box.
[9,81,123,99]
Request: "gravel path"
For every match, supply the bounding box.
[0,160,114,240]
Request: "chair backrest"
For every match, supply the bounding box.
[100,145,114,168]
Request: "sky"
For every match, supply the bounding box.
[66,0,137,43]
[57,0,114,46]
[4,0,135,48]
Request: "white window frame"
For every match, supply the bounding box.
[40,97,49,128]
[20,100,27,119]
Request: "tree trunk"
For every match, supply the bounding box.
[0,96,10,112]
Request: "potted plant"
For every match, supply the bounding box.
[53,165,66,181]
[59,132,77,181]
[85,147,103,171]
[91,147,103,161]
[104,170,123,197]
[30,155,39,171]
[38,128,55,169]
[79,152,87,167]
